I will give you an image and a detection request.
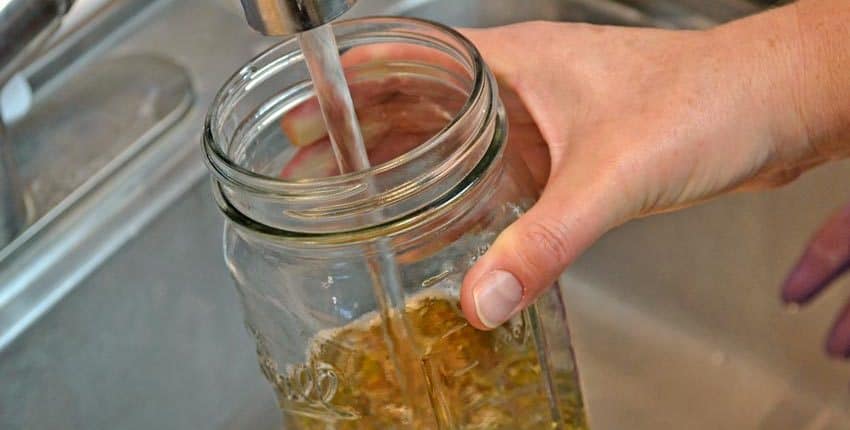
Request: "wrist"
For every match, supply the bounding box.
[709,4,814,172]
[786,0,850,161]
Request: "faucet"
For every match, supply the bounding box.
[1,0,353,247]
[237,0,357,35]
[0,0,75,247]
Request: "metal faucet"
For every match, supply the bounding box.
[0,0,353,246]
[238,0,357,35]
[0,0,75,247]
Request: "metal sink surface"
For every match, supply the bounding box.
[2,1,848,429]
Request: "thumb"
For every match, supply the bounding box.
[460,166,626,330]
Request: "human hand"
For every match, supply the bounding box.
[457,16,821,330]
[276,2,850,349]
[782,202,850,358]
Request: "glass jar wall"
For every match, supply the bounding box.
[203,17,587,430]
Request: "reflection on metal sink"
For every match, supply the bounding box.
[2,1,848,429]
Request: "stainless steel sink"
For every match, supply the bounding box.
[3,1,849,429]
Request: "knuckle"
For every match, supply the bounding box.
[520,220,572,270]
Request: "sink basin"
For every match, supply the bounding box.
[3,0,849,429]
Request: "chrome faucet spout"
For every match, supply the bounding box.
[0,0,75,82]
[238,0,357,36]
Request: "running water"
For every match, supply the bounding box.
[297,25,371,174]
[281,25,579,430]
[297,25,432,425]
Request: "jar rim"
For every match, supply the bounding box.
[202,17,488,197]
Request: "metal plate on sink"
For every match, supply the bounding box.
[0,53,192,350]
[11,54,193,223]
[4,1,848,430]
[0,0,273,353]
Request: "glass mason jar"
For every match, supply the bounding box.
[204,17,587,430]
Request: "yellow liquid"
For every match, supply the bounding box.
[262,290,587,430]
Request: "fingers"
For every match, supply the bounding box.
[281,76,465,154]
[281,25,532,150]
[509,123,550,188]
[458,27,524,86]
[279,138,338,179]
[457,25,604,329]
[340,42,468,76]
[780,203,850,359]
[780,202,850,359]
[460,164,626,330]
[827,300,850,358]
[781,203,850,304]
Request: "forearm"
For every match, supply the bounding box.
[791,0,850,159]
[712,0,850,172]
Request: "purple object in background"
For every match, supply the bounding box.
[782,202,850,357]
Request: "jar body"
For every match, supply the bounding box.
[224,167,585,429]
[206,18,586,430]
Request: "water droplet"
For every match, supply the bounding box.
[508,202,525,218]
[239,65,258,80]
[422,270,450,288]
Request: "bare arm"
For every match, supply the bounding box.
[280,1,850,356]
[790,0,850,160]
[775,0,850,358]
[456,1,850,342]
